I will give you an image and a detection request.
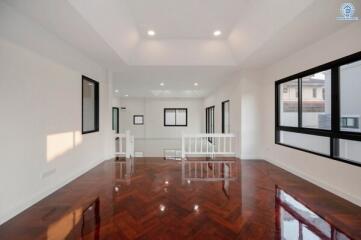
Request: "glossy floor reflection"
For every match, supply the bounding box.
[0,158,360,240]
[276,187,352,240]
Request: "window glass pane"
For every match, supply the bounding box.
[340,60,361,133]
[165,110,176,125]
[176,109,187,125]
[206,107,215,136]
[223,101,230,133]
[337,139,361,164]
[280,208,300,239]
[280,80,298,127]
[112,108,119,133]
[82,78,98,133]
[134,115,143,125]
[302,70,331,130]
[280,131,330,155]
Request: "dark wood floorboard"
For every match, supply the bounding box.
[0,158,360,240]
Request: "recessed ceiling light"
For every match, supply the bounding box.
[165,180,169,185]
[147,30,156,36]
[115,89,119,93]
[124,94,128,97]
[194,82,198,86]
[160,204,166,212]
[213,30,222,37]
[160,82,165,86]
[193,204,199,211]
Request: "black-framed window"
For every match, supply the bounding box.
[82,76,99,134]
[206,106,215,133]
[275,51,361,167]
[112,107,119,133]
[222,100,230,133]
[164,108,187,127]
[133,115,144,125]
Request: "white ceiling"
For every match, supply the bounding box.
[125,0,247,39]
[3,0,359,98]
[113,66,238,98]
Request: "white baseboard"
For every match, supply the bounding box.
[0,158,105,225]
[267,158,361,207]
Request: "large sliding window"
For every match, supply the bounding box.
[275,51,361,167]
[206,106,215,134]
[82,76,99,134]
[164,108,187,126]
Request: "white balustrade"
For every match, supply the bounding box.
[181,133,236,159]
[115,130,135,159]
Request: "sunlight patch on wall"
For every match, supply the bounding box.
[46,131,82,162]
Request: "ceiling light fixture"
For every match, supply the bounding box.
[160,82,165,86]
[147,30,156,36]
[124,94,129,97]
[213,30,222,37]
[115,89,119,93]
[194,82,198,86]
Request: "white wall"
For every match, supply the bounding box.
[203,21,361,206]
[113,97,203,156]
[0,2,112,224]
[261,21,361,206]
[203,71,263,159]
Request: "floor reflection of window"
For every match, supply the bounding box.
[81,198,100,240]
[276,187,351,240]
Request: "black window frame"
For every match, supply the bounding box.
[163,108,188,127]
[206,106,215,142]
[133,115,144,125]
[275,51,361,167]
[112,107,119,133]
[82,75,99,134]
[222,100,230,133]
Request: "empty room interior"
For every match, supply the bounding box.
[1,0,361,239]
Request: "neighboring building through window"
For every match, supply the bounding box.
[164,108,187,126]
[341,116,360,130]
[312,88,317,98]
[82,76,99,134]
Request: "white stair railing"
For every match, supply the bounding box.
[181,133,236,159]
[115,130,135,158]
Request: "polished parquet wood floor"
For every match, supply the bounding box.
[0,158,360,240]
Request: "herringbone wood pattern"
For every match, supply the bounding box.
[0,158,360,239]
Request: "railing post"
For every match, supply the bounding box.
[131,136,135,158]
[181,134,185,159]
[125,130,131,159]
